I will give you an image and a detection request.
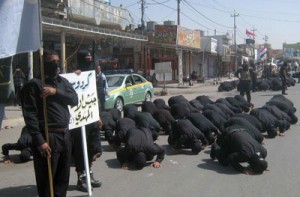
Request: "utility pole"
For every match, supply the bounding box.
[141,0,145,30]
[263,35,269,62]
[141,0,146,76]
[251,27,257,40]
[177,0,183,86]
[177,0,181,25]
[263,35,268,44]
[250,27,257,64]
[231,10,239,71]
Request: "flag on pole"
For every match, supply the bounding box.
[246,29,256,37]
[257,47,267,61]
[0,0,41,59]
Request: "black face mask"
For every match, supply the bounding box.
[44,61,59,78]
[79,61,93,71]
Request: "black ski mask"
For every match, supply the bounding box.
[44,61,59,78]
[77,50,93,71]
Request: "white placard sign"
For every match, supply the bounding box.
[155,61,172,73]
[61,71,99,130]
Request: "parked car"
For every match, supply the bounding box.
[105,73,154,111]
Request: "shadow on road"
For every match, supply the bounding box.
[0,185,36,197]
[197,159,238,175]
[162,144,196,156]
[105,158,121,169]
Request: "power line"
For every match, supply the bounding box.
[123,1,140,8]
[241,13,300,23]
[236,27,245,40]
[183,0,232,28]
[147,0,171,5]
[149,0,214,31]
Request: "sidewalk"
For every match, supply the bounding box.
[1,105,24,130]
[153,77,237,95]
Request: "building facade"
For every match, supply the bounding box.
[16,0,237,84]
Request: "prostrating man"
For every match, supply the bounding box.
[21,50,78,197]
[211,124,268,175]
[2,126,32,164]
[116,126,165,170]
[168,119,208,154]
[112,117,136,148]
[133,111,161,141]
[250,107,289,138]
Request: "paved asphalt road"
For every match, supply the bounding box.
[1,79,300,197]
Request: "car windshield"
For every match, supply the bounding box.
[107,76,125,87]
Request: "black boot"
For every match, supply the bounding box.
[77,172,88,192]
[90,170,102,188]
[282,89,288,95]
[210,143,216,160]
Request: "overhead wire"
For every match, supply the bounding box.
[183,0,232,28]
[149,0,214,31]
[147,0,171,5]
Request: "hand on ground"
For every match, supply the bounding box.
[151,161,161,168]
[3,156,13,164]
[122,163,129,170]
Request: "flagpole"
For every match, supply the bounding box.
[38,0,54,197]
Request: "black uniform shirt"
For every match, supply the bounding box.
[219,127,267,172]
[21,76,78,146]
[125,127,165,163]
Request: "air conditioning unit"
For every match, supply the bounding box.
[55,11,67,19]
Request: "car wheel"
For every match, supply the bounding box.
[145,92,152,101]
[114,97,124,111]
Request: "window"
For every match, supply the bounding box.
[133,75,142,84]
[125,76,134,86]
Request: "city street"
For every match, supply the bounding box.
[1,80,300,197]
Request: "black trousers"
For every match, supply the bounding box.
[281,77,287,94]
[32,131,72,197]
[14,85,23,106]
[71,122,102,173]
[97,89,106,112]
[239,80,251,103]
[2,143,31,162]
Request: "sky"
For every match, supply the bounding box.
[110,0,300,49]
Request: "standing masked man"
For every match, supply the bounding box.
[280,62,288,95]
[235,61,253,107]
[21,50,78,197]
[71,50,103,192]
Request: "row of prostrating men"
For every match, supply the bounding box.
[100,94,297,173]
[218,73,296,92]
